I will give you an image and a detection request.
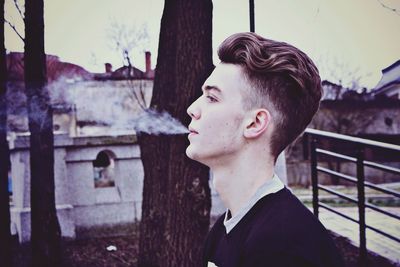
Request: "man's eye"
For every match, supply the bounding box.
[206,95,217,102]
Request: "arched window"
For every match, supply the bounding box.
[384,117,393,127]
[93,150,115,188]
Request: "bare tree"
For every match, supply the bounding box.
[377,0,400,16]
[108,20,149,67]
[137,0,213,266]
[108,21,150,110]
[0,0,12,265]
[4,0,24,41]
[25,0,61,265]
[317,56,368,100]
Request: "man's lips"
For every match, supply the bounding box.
[188,127,199,135]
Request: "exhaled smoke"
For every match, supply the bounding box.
[85,107,190,136]
[128,109,189,135]
[79,107,189,136]
[6,76,190,136]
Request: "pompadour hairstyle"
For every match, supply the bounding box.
[218,32,322,159]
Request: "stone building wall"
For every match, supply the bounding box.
[9,134,142,242]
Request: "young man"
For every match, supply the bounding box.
[186,32,345,267]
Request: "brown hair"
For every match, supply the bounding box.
[218,32,322,159]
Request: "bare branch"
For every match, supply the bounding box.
[108,20,150,66]
[13,0,25,21]
[107,21,151,112]
[377,0,400,15]
[127,79,146,110]
[5,18,24,42]
[125,62,146,111]
[139,81,147,107]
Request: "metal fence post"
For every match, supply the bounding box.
[310,137,319,218]
[357,148,367,266]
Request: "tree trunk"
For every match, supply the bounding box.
[138,0,213,266]
[25,0,61,266]
[0,0,12,265]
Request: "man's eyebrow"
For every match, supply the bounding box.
[202,85,222,93]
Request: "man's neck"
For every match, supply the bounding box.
[210,152,275,217]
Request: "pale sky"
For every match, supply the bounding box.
[5,0,400,88]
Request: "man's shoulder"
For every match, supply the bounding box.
[203,189,345,267]
[247,188,344,260]
[254,187,316,222]
[246,187,330,244]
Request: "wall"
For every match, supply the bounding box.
[9,134,141,242]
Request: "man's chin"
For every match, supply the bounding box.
[186,146,207,164]
[185,146,197,160]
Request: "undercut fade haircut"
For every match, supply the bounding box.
[218,32,322,160]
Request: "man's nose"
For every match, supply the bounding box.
[187,99,200,120]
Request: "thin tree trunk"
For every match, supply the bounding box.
[138,0,213,266]
[25,0,61,265]
[0,0,12,265]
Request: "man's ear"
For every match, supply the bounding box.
[244,109,271,138]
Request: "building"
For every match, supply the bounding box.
[286,99,400,186]
[9,134,142,242]
[372,60,400,99]
[6,51,155,135]
[6,51,153,242]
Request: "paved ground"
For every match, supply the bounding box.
[315,207,400,265]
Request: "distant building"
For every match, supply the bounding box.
[321,80,343,100]
[95,52,155,81]
[5,52,156,242]
[321,80,371,101]
[372,60,400,99]
[286,60,400,186]
[322,60,400,101]
[5,51,155,135]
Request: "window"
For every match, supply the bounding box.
[384,117,393,127]
[93,150,115,188]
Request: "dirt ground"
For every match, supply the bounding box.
[11,229,398,267]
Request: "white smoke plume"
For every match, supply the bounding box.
[6,76,190,136]
[103,107,190,136]
[52,77,189,136]
[127,109,189,135]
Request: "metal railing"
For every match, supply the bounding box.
[303,128,400,265]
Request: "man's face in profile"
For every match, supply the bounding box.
[186,63,250,166]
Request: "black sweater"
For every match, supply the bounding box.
[203,187,345,267]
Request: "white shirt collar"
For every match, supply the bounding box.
[223,174,285,234]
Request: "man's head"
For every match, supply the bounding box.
[186,32,321,165]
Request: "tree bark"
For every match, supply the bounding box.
[25,0,62,266]
[0,0,12,265]
[138,0,213,266]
